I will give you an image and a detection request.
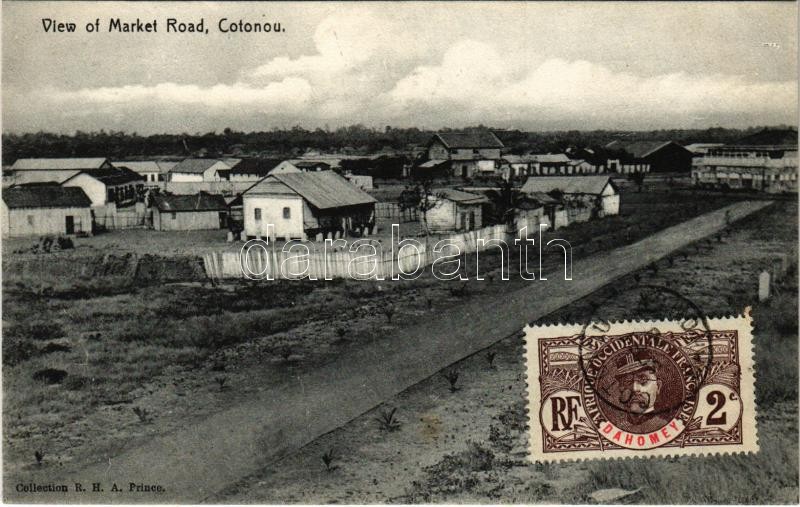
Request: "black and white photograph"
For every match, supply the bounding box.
[1,1,798,503]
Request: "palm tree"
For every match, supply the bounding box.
[485,178,527,230]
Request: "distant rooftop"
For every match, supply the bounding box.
[432,131,505,149]
[522,175,615,195]
[729,128,798,147]
[11,158,109,171]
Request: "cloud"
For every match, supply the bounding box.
[385,40,797,127]
[4,12,795,134]
[46,78,312,111]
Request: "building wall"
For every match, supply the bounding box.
[2,204,92,237]
[427,199,483,232]
[243,194,306,240]
[428,139,502,162]
[171,172,205,183]
[600,184,620,216]
[452,160,497,178]
[153,209,223,231]
[428,140,449,160]
[230,173,264,182]
[63,173,107,207]
[645,144,694,173]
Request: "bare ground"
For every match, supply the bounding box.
[215,200,798,504]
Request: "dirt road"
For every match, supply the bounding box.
[5,200,772,503]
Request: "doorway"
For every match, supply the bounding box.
[65,215,75,235]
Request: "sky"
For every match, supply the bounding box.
[2,1,797,134]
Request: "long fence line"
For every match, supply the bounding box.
[203,224,513,280]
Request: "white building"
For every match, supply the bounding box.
[169,159,233,182]
[242,171,376,241]
[522,175,620,218]
[2,185,93,237]
[426,189,488,232]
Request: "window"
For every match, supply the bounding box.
[283,207,291,219]
[171,212,177,220]
[254,208,262,221]
[27,215,34,226]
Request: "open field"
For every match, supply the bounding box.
[0,189,767,485]
[216,199,798,504]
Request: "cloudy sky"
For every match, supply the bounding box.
[2,2,797,134]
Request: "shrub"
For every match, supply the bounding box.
[444,369,460,392]
[39,343,72,355]
[375,407,401,432]
[3,337,37,366]
[322,448,336,471]
[32,368,68,384]
[63,375,90,391]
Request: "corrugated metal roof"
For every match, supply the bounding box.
[3,184,92,208]
[432,131,504,149]
[246,171,376,209]
[434,188,489,204]
[522,176,615,196]
[65,167,144,186]
[230,158,284,176]
[112,161,172,174]
[11,158,109,171]
[274,171,376,209]
[527,153,571,163]
[605,140,677,159]
[170,159,221,174]
[152,192,228,212]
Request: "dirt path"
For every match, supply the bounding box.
[5,200,772,503]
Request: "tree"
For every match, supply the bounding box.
[485,178,526,228]
[399,176,441,237]
[628,171,646,192]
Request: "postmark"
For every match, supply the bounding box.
[524,308,758,461]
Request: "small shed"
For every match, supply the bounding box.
[522,175,620,217]
[427,188,489,232]
[151,192,228,231]
[2,184,92,237]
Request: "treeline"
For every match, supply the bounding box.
[1,124,781,165]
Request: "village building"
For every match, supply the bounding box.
[605,140,692,173]
[229,159,284,182]
[528,154,572,175]
[410,159,452,179]
[691,128,798,193]
[168,159,233,182]
[500,155,531,179]
[112,160,175,184]
[151,192,229,231]
[242,171,377,241]
[522,175,620,220]
[426,132,504,178]
[2,184,92,237]
[61,167,145,208]
[6,158,114,186]
[426,188,488,232]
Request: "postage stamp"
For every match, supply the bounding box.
[524,309,758,461]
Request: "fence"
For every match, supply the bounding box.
[203,224,510,280]
[375,202,418,222]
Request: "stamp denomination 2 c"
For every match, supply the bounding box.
[524,310,758,461]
